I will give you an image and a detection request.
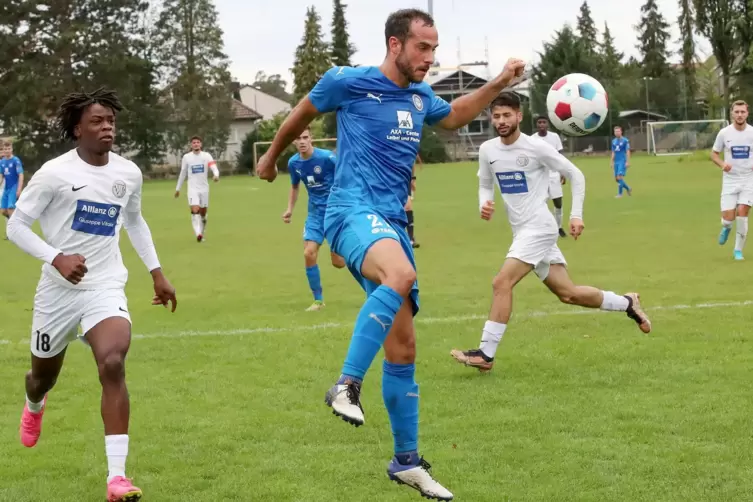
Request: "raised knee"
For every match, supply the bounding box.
[303,248,317,263]
[98,352,126,382]
[492,273,515,294]
[384,266,416,296]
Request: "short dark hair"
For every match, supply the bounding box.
[55,87,122,142]
[613,125,623,130]
[490,92,521,112]
[384,9,434,47]
[535,115,549,123]
[190,135,202,142]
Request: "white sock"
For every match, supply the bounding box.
[201,216,207,234]
[105,434,129,483]
[553,207,563,228]
[26,395,44,414]
[479,320,506,359]
[191,214,202,236]
[722,218,734,228]
[600,291,629,311]
[735,216,748,252]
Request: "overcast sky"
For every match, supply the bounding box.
[214,0,708,88]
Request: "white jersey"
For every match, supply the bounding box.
[537,131,565,182]
[713,124,753,180]
[176,151,218,192]
[478,133,585,234]
[15,149,145,290]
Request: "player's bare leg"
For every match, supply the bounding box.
[304,240,325,311]
[199,207,208,238]
[720,207,736,246]
[189,205,202,242]
[733,204,749,260]
[543,264,651,332]
[86,317,142,502]
[451,258,531,372]
[20,349,67,447]
[330,251,345,269]
[405,196,419,248]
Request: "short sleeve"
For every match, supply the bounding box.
[288,159,300,186]
[308,67,350,113]
[15,158,23,173]
[326,151,337,169]
[624,139,631,150]
[610,140,616,152]
[425,90,452,126]
[554,134,564,151]
[712,130,724,153]
[15,168,54,219]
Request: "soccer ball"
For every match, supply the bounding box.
[546,73,608,136]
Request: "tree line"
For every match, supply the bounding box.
[531,0,753,134]
[0,0,233,172]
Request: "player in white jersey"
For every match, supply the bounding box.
[711,100,753,260]
[450,93,651,373]
[7,89,177,502]
[535,115,567,237]
[175,135,219,242]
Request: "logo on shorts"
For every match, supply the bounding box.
[516,154,529,167]
[112,180,126,198]
[412,94,424,111]
[314,166,322,174]
[496,171,529,194]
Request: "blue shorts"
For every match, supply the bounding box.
[303,210,326,245]
[325,206,419,315]
[614,162,627,177]
[0,187,17,210]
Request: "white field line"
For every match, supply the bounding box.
[1,300,750,346]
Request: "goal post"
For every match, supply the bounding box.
[252,138,338,170]
[647,119,728,156]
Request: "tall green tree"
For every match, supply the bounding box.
[251,71,293,104]
[0,0,161,171]
[576,1,599,60]
[155,0,233,161]
[291,6,331,104]
[678,0,698,109]
[636,0,672,78]
[693,0,737,106]
[600,22,623,84]
[324,0,356,137]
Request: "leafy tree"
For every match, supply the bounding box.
[291,6,331,104]
[252,71,292,104]
[693,0,737,106]
[576,1,599,60]
[324,0,356,138]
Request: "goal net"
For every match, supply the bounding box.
[252,138,338,171]
[647,120,728,156]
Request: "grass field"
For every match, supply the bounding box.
[1,153,753,502]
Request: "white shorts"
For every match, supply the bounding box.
[30,277,131,358]
[548,172,563,200]
[188,190,209,208]
[721,179,753,211]
[507,231,567,281]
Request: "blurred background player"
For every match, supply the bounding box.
[405,154,421,247]
[711,100,753,260]
[7,88,177,502]
[282,126,345,311]
[174,135,219,242]
[0,140,25,238]
[257,8,526,500]
[451,93,651,373]
[535,116,566,237]
[611,126,632,197]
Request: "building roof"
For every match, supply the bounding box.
[232,99,262,121]
[425,67,490,87]
[618,109,668,120]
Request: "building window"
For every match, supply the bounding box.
[461,119,484,135]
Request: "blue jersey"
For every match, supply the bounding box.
[289,147,337,211]
[611,137,630,164]
[308,66,451,223]
[0,156,23,188]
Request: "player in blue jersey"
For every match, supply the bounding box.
[0,140,25,236]
[282,126,345,311]
[257,8,525,500]
[611,126,631,197]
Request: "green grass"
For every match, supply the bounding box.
[1,153,753,501]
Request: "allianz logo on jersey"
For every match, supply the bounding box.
[191,164,205,174]
[731,146,751,159]
[496,171,529,194]
[72,200,121,237]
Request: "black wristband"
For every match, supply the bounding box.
[411,176,417,180]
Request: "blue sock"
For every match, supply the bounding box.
[305,265,323,301]
[383,361,419,459]
[621,179,631,192]
[341,285,403,380]
[617,181,623,195]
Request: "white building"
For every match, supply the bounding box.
[238,85,291,120]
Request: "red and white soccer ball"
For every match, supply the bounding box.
[546,73,608,136]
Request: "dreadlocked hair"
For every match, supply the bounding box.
[55,87,123,142]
